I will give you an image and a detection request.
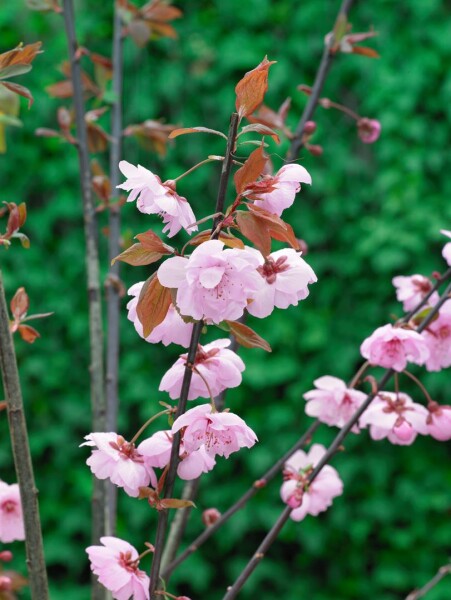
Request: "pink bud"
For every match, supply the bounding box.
[303,120,316,135]
[393,419,415,442]
[253,478,267,489]
[0,550,13,562]
[306,144,323,156]
[357,118,381,144]
[202,508,221,527]
[0,576,12,591]
[287,488,303,509]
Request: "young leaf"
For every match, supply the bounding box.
[160,498,196,510]
[239,123,280,144]
[234,145,267,194]
[135,230,174,254]
[235,210,271,256]
[137,274,172,337]
[248,204,300,250]
[111,243,163,266]
[18,324,40,343]
[235,56,276,118]
[224,320,271,352]
[169,126,227,140]
[10,287,29,320]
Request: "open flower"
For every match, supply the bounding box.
[392,274,438,312]
[426,402,451,441]
[81,433,157,497]
[159,339,245,400]
[117,161,197,238]
[441,230,451,266]
[280,444,343,521]
[422,304,451,371]
[360,324,429,371]
[157,240,262,323]
[247,248,317,318]
[86,536,150,600]
[245,164,312,216]
[127,282,193,348]
[303,376,366,431]
[359,392,429,445]
[0,482,25,543]
[171,404,257,458]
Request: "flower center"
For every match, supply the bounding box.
[194,346,220,364]
[412,276,432,294]
[257,256,289,284]
[1,500,16,514]
[118,551,139,573]
[109,436,144,463]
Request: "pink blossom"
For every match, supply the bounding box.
[117,161,197,238]
[303,376,366,432]
[159,339,245,400]
[360,324,430,371]
[246,248,317,318]
[441,230,451,266]
[392,274,438,312]
[247,164,312,216]
[422,304,451,371]
[157,240,262,323]
[171,404,257,458]
[81,433,157,497]
[86,536,150,600]
[0,482,24,543]
[280,444,343,522]
[357,118,381,144]
[127,282,193,348]
[359,392,429,445]
[138,431,216,480]
[426,402,451,441]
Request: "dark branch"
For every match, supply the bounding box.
[405,563,451,600]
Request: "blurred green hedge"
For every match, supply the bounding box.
[0,1,450,599]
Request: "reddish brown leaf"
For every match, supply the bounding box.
[87,122,109,153]
[0,400,6,411]
[352,46,380,58]
[235,210,271,256]
[234,145,267,194]
[137,275,172,337]
[18,203,27,227]
[46,80,74,99]
[1,81,34,108]
[160,498,196,510]
[5,203,20,237]
[239,123,280,144]
[111,243,163,266]
[142,1,182,21]
[235,56,276,118]
[248,204,300,250]
[169,126,227,140]
[18,324,40,343]
[135,230,173,254]
[0,42,42,70]
[187,230,244,250]
[10,287,29,320]
[225,320,271,352]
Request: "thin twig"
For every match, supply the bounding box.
[105,0,125,537]
[286,0,356,162]
[61,2,109,598]
[149,112,240,598]
[405,563,451,600]
[0,271,49,600]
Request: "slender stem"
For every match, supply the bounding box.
[286,0,356,162]
[61,3,109,598]
[405,563,451,600]
[173,157,218,183]
[0,271,49,600]
[402,370,434,405]
[130,409,171,445]
[322,98,361,121]
[150,113,240,598]
[105,1,125,537]
[348,360,370,388]
[192,365,217,409]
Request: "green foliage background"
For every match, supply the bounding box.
[1,1,451,598]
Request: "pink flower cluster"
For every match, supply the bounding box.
[280,444,343,521]
[0,481,24,543]
[392,274,438,312]
[360,324,429,372]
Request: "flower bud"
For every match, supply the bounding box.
[0,550,13,562]
[306,144,323,156]
[303,120,316,135]
[357,118,381,144]
[0,576,12,591]
[202,508,221,527]
[287,488,304,509]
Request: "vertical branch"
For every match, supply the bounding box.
[149,112,240,598]
[105,1,124,536]
[286,0,356,162]
[61,1,109,597]
[0,271,49,600]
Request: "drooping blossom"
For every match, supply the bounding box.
[246,164,312,216]
[303,376,366,432]
[138,431,216,480]
[357,118,381,144]
[202,508,221,527]
[422,303,451,371]
[392,274,438,312]
[359,392,429,445]
[157,240,262,323]
[159,339,245,400]
[81,433,157,497]
[117,161,197,238]
[127,282,193,348]
[171,404,257,458]
[360,324,430,371]
[246,248,317,318]
[280,444,343,522]
[426,402,451,441]
[86,536,150,600]
[441,230,451,266]
[0,482,25,543]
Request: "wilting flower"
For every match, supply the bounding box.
[245,164,312,216]
[359,392,429,445]
[157,240,262,323]
[426,402,451,441]
[392,274,438,312]
[117,161,197,238]
[86,536,150,600]
[280,444,343,521]
[0,482,25,543]
[441,230,451,266]
[159,339,245,400]
[127,282,193,348]
[422,304,451,371]
[303,376,366,431]
[81,433,157,497]
[357,118,381,143]
[171,404,257,458]
[360,324,429,371]
[247,248,317,318]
